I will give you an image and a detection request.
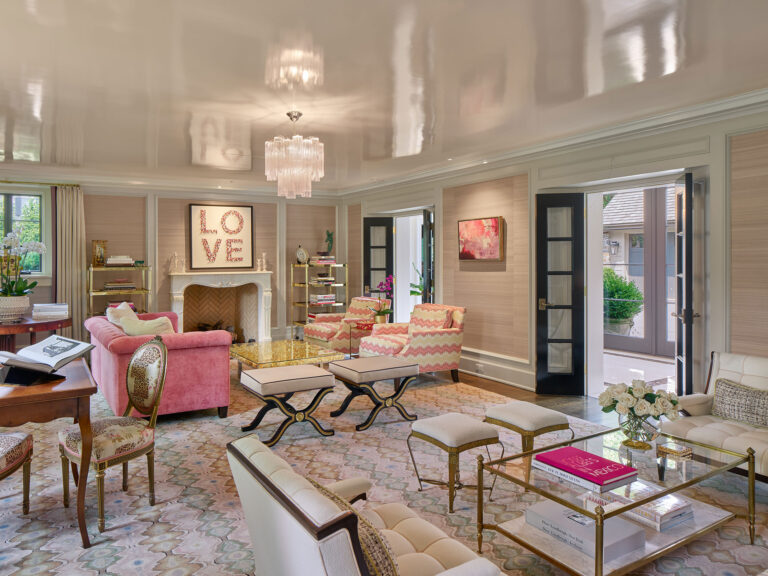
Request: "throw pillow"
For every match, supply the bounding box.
[120,315,175,337]
[106,302,138,327]
[711,378,768,427]
[408,307,452,337]
[309,479,399,576]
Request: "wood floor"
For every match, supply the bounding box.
[453,371,616,427]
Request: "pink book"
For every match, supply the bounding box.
[534,446,637,486]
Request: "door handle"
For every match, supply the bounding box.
[671,311,701,324]
[538,298,552,311]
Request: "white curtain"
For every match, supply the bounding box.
[55,185,87,340]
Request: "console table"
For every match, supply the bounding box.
[0,315,72,352]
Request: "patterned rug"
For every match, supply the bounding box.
[1,371,766,575]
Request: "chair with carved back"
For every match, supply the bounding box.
[58,335,168,532]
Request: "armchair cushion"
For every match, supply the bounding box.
[304,322,339,341]
[347,296,384,319]
[712,378,768,427]
[106,301,138,326]
[372,322,409,336]
[408,307,452,336]
[359,334,409,356]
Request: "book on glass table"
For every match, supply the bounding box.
[533,446,637,493]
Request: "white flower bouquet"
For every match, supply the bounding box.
[598,380,679,448]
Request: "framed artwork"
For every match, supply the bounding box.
[189,204,253,269]
[91,240,107,267]
[458,216,504,261]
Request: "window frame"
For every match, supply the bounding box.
[0,185,51,279]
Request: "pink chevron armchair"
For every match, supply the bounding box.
[304,296,390,355]
[359,303,466,381]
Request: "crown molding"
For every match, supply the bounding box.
[337,87,768,197]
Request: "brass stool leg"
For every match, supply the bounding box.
[448,451,459,513]
[406,433,424,491]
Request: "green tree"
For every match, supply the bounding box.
[603,268,643,320]
[13,197,41,271]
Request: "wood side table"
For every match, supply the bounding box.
[0,359,97,547]
[0,315,73,352]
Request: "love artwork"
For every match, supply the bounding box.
[189,204,253,269]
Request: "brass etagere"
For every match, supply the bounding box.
[87,265,152,317]
[290,263,348,334]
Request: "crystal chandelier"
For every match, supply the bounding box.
[265,111,324,199]
[265,39,323,90]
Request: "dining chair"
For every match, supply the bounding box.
[0,431,33,514]
[58,335,168,532]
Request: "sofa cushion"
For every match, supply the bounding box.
[363,503,483,576]
[0,432,32,475]
[120,315,175,337]
[408,307,452,336]
[711,378,768,427]
[359,334,409,357]
[241,365,335,396]
[304,322,339,341]
[106,301,138,326]
[347,297,384,319]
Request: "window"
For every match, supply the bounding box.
[0,194,42,272]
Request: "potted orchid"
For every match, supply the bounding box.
[0,232,46,323]
[371,274,394,323]
[599,380,679,450]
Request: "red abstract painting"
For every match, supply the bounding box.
[458,217,504,260]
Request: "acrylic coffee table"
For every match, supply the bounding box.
[477,428,755,576]
[230,339,345,370]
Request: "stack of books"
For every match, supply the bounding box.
[310,255,336,266]
[532,446,638,493]
[103,279,137,291]
[32,303,69,321]
[309,294,336,305]
[311,276,335,285]
[582,479,694,531]
[525,500,645,562]
[105,255,134,266]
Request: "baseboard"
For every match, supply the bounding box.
[460,348,535,391]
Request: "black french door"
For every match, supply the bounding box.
[536,194,585,395]
[421,209,434,303]
[363,217,394,303]
[674,173,695,396]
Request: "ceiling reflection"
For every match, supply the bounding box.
[0,0,766,190]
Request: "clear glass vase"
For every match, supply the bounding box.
[618,412,659,450]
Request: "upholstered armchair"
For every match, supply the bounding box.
[359,303,466,381]
[304,296,391,355]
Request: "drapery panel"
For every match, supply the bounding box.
[55,185,87,340]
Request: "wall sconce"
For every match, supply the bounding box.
[609,241,620,255]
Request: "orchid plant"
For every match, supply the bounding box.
[371,274,394,317]
[0,232,46,296]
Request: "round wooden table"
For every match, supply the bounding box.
[0,315,73,352]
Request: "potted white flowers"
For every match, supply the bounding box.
[598,380,679,450]
[0,232,46,323]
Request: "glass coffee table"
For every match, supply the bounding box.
[231,340,345,370]
[477,428,756,576]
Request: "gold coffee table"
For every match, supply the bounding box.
[231,340,345,370]
[478,428,755,576]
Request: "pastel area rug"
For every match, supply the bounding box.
[1,372,766,575]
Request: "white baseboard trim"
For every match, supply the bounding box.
[460,348,535,391]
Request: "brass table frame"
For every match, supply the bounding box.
[477,428,756,576]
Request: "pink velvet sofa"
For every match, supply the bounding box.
[84,312,232,418]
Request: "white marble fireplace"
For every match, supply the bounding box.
[169,271,272,341]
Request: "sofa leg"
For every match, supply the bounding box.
[218,406,229,418]
[451,369,459,383]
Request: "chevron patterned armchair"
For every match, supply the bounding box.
[359,303,466,382]
[304,296,390,355]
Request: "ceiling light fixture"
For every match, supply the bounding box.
[265,111,324,199]
[265,38,324,90]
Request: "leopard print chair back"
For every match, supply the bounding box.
[124,335,168,425]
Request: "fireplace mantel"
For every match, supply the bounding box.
[169,271,272,341]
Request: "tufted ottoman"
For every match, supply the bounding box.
[240,365,336,446]
[407,412,503,513]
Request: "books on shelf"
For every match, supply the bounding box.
[105,255,134,266]
[0,335,94,374]
[581,480,694,531]
[525,500,645,563]
[309,294,336,304]
[32,303,69,321]
[103,279,137,291]
[310,255,336,265]
[533,446,638,493]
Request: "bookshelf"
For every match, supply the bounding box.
[87,265,152,317]
[290,263,348,331]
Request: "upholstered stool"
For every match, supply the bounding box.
[240,365,336,446]
[485,401,573,480]
[329,356,419,431]
[407,413,504,512]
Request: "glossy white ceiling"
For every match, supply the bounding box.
[1,0,768,193]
